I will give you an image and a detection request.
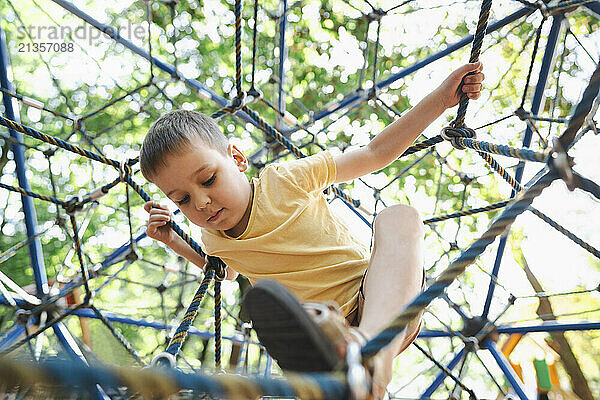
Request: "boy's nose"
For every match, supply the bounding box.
[194,194,210,211]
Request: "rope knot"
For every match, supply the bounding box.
[247,87,262,102]
[206,256,228,282]
[229,93,246,113]
[441,126,476,150]
[119,160,133,182]
[514,107,530,121]
[63,196,84,215]
[366,7,385,22]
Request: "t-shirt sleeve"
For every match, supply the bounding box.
[272,150,336,194]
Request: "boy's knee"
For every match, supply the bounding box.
[374,205,424,239]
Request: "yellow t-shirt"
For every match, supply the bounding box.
[201,151,369,316]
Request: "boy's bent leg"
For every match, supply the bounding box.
[358,205,424,395]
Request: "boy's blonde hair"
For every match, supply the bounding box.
[140,110,229,181]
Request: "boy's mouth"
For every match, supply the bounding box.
[207,208,224,222]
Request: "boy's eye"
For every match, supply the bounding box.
[203,174,216,186]
[177,194,190,206]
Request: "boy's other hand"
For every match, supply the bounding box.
[437,61,484,109]
[144,201,176,246]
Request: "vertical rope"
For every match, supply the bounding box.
[234,0,243,97]
[249,0,259,93]
[369,20,382,97]
[518,19,545,111]
[166,269,215,356]
[214,280,222,370]
[68,214,91,300]
[453,0,493,127]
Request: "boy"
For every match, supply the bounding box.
[140,62,484,398]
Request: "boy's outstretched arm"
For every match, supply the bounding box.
[333,62,484,183]
[144,201,239,280]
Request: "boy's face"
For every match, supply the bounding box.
[152,138,252,234]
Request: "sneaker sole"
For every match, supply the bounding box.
[244,280,342,372]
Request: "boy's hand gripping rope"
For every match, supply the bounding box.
[361,54,600,364]
[0,112,228,367]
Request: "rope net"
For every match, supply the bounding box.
[0,0,599,398]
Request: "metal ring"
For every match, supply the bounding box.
[150,351,177,369]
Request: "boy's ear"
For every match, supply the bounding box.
[228,144,248,172]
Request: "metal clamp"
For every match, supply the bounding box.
[551,138,576,191]
[150,351,177,369]
[346,342,369,400]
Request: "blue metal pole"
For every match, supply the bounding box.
[72,308,246,344]
[584,1,600,17]
[0,325,25,352]
[481,15,564,319]
[50,0,265,131]
[306,7,534,128]
[0,24,48,297]
[496,320,600,334]
[277,0,288,129]
[485,340,529,400]
[264,353,273,378]
[52,322,109,400]
[416,330,454,338]
[421,347,466,398]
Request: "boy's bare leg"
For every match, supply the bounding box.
[358,204,424,395]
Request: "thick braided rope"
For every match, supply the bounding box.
[361,171,556,360]
[424,200,509,224]
[0,181,68,207]
[234,0,243,96]
[90,305,146,366]
[559,60,600,151]
[453,137,549,162]
[124,172,229,358]
[123,175,209,260]
[0,113,232,359]
[0,357,346,400]
[477,151,522,191]
[573,171,600,201]
[214,280,222,370]
[401,136,444,157]
[529,207,600,259]
[0,178,118,212]
[166,269,215,356]
[0,114,120,168]
[453,0,493,127]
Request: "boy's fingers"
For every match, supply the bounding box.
[144,202,154,212]
[145,201,168,212]
[149,214,170,222]
[150,208,171,217]
[148,220,167,229]
[147,221,168,235]
[464,73,485,84]
[462,83,482,93]
[456,61,482,77]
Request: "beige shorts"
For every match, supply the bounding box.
[345,267,426,355]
